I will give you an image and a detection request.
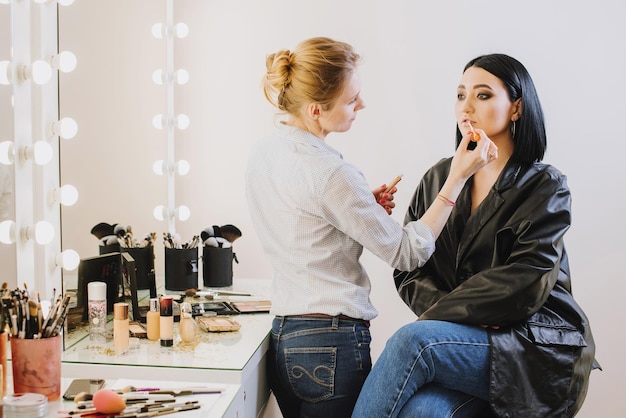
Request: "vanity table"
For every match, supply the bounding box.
[60,278,273,418]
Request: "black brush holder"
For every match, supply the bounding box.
[120,246,155,290]
[165,247,199,291]
[99,243,121,255]
[202,246,233,288]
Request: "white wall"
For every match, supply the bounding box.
[58,1,624,416]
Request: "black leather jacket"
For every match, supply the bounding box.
[394,158,598,418]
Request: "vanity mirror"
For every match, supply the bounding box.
[0,0,78,299]
[0,4,16,284]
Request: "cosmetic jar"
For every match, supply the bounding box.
[87,281,107,343]
[3,393,48,417]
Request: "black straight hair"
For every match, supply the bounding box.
[455,54,547,163]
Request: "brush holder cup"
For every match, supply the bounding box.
[165,247,199,291]
[121,246,156,291]
[202,246,233,288]
[99,243,121,254]
[11,335,62,401]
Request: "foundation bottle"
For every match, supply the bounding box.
[113,303,129,353]
[179,302,195,343]
[146,298,160,341]
[159,296,173,347]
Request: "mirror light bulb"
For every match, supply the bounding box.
[56,249,80,270]
[50,117,78,139]
[152,22,189,39]
[0,220,15,244]
[0,141,15,165]
[153,205,167,221]
[26,60,52,85]
[30,141,53,165]
[152,114,165,130]
[0,61,11,85]
[152,160,166,175]
[29,221,55,245]
[152,69,189,86]
[177,205,190,221]
[176,160,190,176]
[175,69,189,85]
[54,184,79,206]
[174,23,189,38]
[152,69,165,85]
[52,51,77,73]
[176,114,190,130]
[151,23,165,39]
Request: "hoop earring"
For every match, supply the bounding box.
[511,120,516,139]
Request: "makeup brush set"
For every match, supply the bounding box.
[200,224,242,288]
[200,224,242,248]
[1,283,69,339]
[163,225,243,291]
[90,222,156,249]
[90,223,157,291]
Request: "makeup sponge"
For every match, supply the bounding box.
[92,389,126,414]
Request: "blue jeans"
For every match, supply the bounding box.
[268,315,372,418]
[352,320,490,418]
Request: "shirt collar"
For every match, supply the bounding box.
[278,123,343,159]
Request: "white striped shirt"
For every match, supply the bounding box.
[245,124,434,320]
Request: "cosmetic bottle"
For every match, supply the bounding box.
[113,303,129,353]
[87,282,107,343]
[179,302,195,343]
[146,298,160,341]
[160,296,174,347]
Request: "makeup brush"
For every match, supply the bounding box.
[114,224,127,237]
[28,299,38,338]
[90,222,115,240]
[220,224,242,243]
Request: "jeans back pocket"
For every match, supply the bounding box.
[285,346,337,403]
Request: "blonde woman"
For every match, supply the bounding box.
[245,37,495,417]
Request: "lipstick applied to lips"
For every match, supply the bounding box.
[467,121,480,141]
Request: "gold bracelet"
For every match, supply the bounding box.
[437,194,456,207]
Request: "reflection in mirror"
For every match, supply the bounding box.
[59,1,173,347]
[0,4,16,286]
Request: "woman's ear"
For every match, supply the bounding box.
[306,103,321,120]
[512,98,522,122]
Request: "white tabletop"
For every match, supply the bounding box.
[3,377,241,418]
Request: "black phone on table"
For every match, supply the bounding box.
[62,378,106,400]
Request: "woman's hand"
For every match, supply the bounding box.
[449,128,498,183]
[373,184,396,215]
